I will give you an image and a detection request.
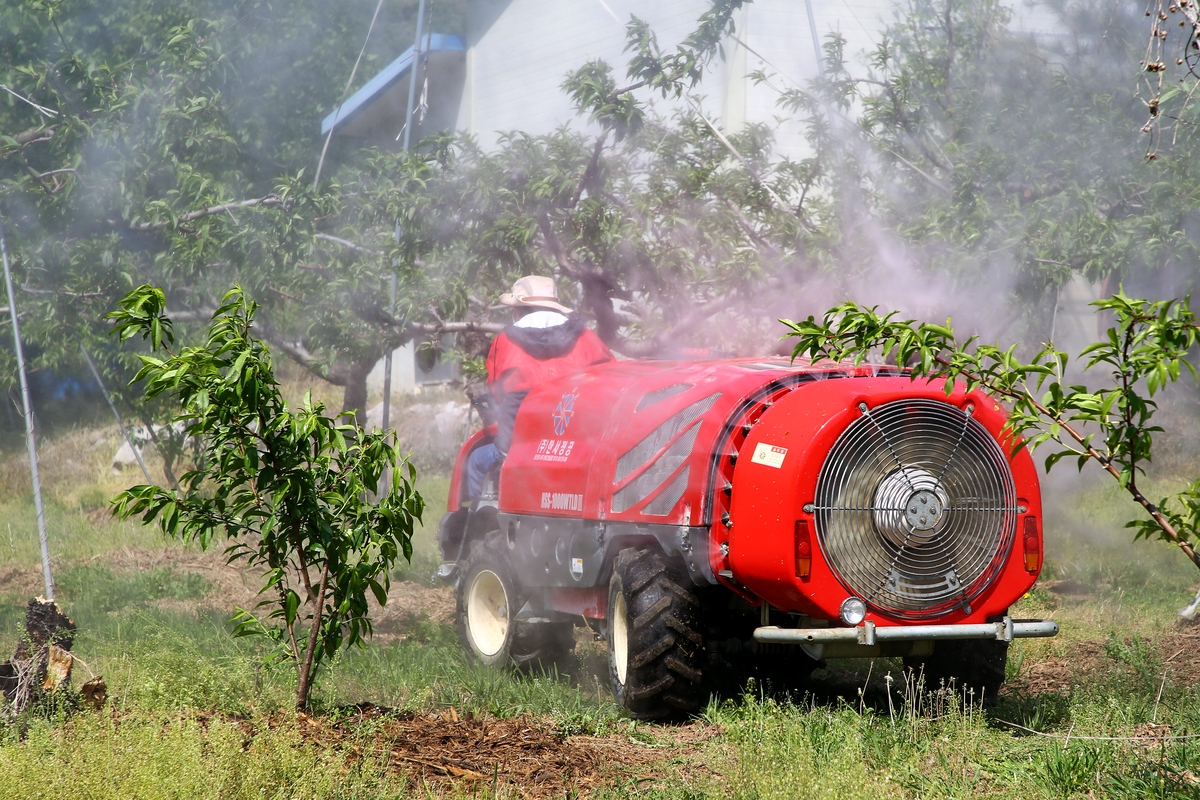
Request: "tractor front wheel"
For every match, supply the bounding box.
[607,547,704,720]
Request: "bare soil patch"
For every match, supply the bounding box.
[1005,633,1200,696]
[1041,579,1094,597]
[297,705,667,797]
[1165,627,1200,686]
[1004,641,1107,696]
[0,565,46,599]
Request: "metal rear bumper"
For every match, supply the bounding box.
[754,617,1058,647]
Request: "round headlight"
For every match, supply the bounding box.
[839,597,867,626]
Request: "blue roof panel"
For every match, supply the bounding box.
[321,33,466,135]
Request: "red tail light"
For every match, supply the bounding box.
[795,520,812,579]
[1023,516,1041,573]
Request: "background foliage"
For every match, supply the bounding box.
[0,0,1197,424]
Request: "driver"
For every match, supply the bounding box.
[466,275,613,499]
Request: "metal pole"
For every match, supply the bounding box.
[81,345,154,486]
[803,0,824,77]
[401,0,430,153]
[383,0,429,446]
[381,272,397,434]
[0,218,54,600]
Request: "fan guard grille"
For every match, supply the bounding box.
[813,399,1018,618]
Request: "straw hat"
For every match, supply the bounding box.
[498,275,573,315]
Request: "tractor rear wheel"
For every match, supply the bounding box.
[607,547,704,720]
[904,638,1008,704]
[456,539,575,669]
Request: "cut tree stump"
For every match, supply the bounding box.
[0,597,77,715]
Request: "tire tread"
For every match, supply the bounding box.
[609,548,704,720]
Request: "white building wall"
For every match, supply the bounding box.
[368,341,419,395]
[461,0,722,145]
[460,0,1064,159]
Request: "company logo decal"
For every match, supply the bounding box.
[553,391,577,436]
[534,439,575,463]
[541,492,583,511]
[750,443,788,469]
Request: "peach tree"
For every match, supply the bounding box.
[109,285,423,710]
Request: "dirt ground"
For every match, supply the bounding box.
[1000,579,1200,696]
[291,705,706,798]
[1004,630,1200,696]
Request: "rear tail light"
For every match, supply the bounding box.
[795,520,812,579]
[1023,516,1041,572]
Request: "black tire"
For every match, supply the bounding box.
[607,547,704,720]
[904,638,1009,704]
[455,539,575,669]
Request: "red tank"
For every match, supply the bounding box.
[440,357,1057,719]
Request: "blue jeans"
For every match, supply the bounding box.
[466,443,505,500]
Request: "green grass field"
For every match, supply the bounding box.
[0,418,1197,799]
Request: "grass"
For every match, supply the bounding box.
[697,684,1200,799]
[0,712,411,799]
[0,415,1198,798]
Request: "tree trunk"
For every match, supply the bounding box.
[294,565,330,711]
[139,415,179,489]
[582,274,622,349]
[340,358,377,428]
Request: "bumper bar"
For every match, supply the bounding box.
[753,617,1058,646]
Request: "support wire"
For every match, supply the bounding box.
[81,345,154,486]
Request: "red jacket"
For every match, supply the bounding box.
[486,318,613,396]
[485,317,613,452]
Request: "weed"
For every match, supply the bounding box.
[1038,743,1105,797]
[1001,692,1072,732]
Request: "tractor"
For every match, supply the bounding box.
[437,356,1058,718]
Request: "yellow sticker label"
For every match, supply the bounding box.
[750,442,788,469]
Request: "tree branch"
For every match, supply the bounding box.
[886,148,951,194]
[12,125,57,146]
[693,109,814,229]
[20,284,105,299]
[928,351,1200,571]
[570,130,609,209]
[615,276,785,358]
[407,320,505,335]
[536,212,627,347]
[314,233,383,256]
[719,195,781,256]
[166,306,350,386]
[126,195,284,231]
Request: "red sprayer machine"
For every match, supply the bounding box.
[438,357,1057,718]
